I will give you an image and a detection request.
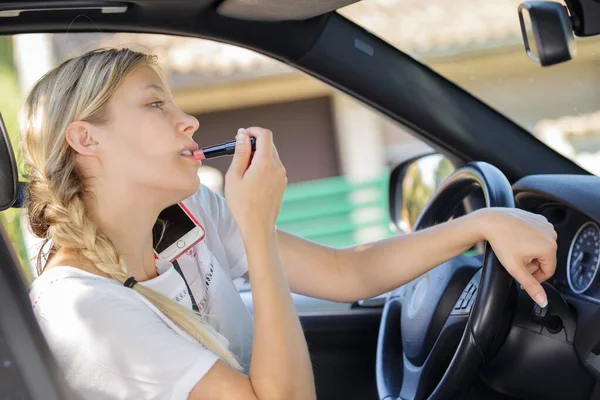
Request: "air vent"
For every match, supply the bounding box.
[540,204,568,227]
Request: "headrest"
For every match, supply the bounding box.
[0,114,19,211]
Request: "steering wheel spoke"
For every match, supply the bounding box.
[398,292,473,400]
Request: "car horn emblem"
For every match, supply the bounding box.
[407,274,429,318]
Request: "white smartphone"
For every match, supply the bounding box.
[152,202,205,262]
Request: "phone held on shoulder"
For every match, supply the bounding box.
[152,203,205,262]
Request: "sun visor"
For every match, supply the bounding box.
[217,0,359,21]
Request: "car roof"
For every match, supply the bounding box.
[0,0,359,24]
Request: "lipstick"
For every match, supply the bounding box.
[193,137,256,160]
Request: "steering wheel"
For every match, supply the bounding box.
[376,162,515,400]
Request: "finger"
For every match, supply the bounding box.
[272,142,282,162]
[536,249,557,282]
[226,128,252,179]
[245,127,273,158]
[520,261,540,289]
[526,259,553,283]
[531,219,557,240]
[533,267,551,283]
[526,261,540,275]
[511,262,549,307]
[511,213,555,240]
[517,211,557,239]
[511,209,551,227]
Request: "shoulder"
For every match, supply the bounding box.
[30,268,221,399]
[30,267,149,327]
[30,267,198,360]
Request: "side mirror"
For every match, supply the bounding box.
[388,154,455,233]
[0,113,19,211]
[518,1,576,67]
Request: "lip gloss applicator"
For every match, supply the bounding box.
[193,137,256,161]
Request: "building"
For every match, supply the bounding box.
[12,0,600,270]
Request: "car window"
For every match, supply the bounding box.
[0,32,434,284]
[340,0,600,176]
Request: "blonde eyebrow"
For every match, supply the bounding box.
[142,83,166,93]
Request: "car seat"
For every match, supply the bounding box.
[0,113,78,399]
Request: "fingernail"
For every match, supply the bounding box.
[534,292,548,308]
[236,128,246,137]
[236,133,247,144]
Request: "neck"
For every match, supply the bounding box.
[84,181,167,282]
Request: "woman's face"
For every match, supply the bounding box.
[92,65,201,202]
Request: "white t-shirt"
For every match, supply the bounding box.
[28,185,254,400]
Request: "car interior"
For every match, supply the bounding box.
[2,1,600,400]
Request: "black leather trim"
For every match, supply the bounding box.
[0,114,18,211]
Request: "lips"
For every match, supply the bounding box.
[178,142,199,155]
[178,142,201,164]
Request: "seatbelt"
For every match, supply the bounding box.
[172,259,200,312]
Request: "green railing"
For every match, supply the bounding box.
[276,172,394,248]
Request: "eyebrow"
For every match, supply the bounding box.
[142,83,166,93]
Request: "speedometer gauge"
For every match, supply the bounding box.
[567,221,600,294]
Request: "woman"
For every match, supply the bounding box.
[22,48,557,400]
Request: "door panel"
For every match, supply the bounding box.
[302,309,380,400]
[240,292,381,399]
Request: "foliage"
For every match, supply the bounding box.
[402,162,435,229]
[401,155,455,229]
[435,157,454,188]
[0,36,30,280]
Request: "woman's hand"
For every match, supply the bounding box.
[223,129,316,400]
[225,127,287,236]
[475,208,558,307]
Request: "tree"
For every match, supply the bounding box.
[0,36,29,280]
[402,162,435,229]
[434,156,454,188]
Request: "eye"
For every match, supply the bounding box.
[149,101,165,110]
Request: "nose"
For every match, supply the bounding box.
[177,111,200,138]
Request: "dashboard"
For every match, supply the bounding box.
[473,174,600,399]
[514,174,600,306]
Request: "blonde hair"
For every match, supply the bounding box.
[19,47,240,369]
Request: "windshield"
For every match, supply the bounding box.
[340,0,600,175]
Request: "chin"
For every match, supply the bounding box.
[160,174,201,204]
[180,175,201,199]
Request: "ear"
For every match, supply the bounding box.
[64,121,100,156]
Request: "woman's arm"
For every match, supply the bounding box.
[191,230,314,400]
[278,208,557,308]
[245,230,314,399]
[191,128,315,400]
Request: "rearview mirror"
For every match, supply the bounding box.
[388,154,455,233]
[518,1,576,66]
